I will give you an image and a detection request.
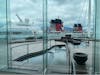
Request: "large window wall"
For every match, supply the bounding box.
[0,0,97,74]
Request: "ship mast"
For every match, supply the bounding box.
[16,14,23,22]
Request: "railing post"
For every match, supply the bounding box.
[66,39,72,74]
[27,44,29,63]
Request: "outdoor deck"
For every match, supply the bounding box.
[8,39,93,74]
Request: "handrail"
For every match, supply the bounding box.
[14,44,65,61]
[11,41,43,49]
[72,61,76,75]
[65,40,72,74]
[65,39,76,74]
[73,38,100,42]
[11,43,33,49]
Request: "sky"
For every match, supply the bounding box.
[0,0,7,25]
[0,0,94,30]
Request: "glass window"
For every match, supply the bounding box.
[94,0,100,74]
[0,0,10,69]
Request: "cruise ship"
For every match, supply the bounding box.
[0,15,43,41]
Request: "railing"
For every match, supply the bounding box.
[65,40,73,74]
[48,32,93,40]
[10,42,36,63]
[10,39,77,74]
[65,39,82,74]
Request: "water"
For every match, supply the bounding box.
[28,47,67,65]
[13,47,68,73]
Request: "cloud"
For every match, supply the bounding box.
[9,0,94,30]
[47,0,89,26]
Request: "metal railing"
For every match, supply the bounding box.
[65,39,78,75]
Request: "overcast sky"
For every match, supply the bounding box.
[0,0,94,30]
